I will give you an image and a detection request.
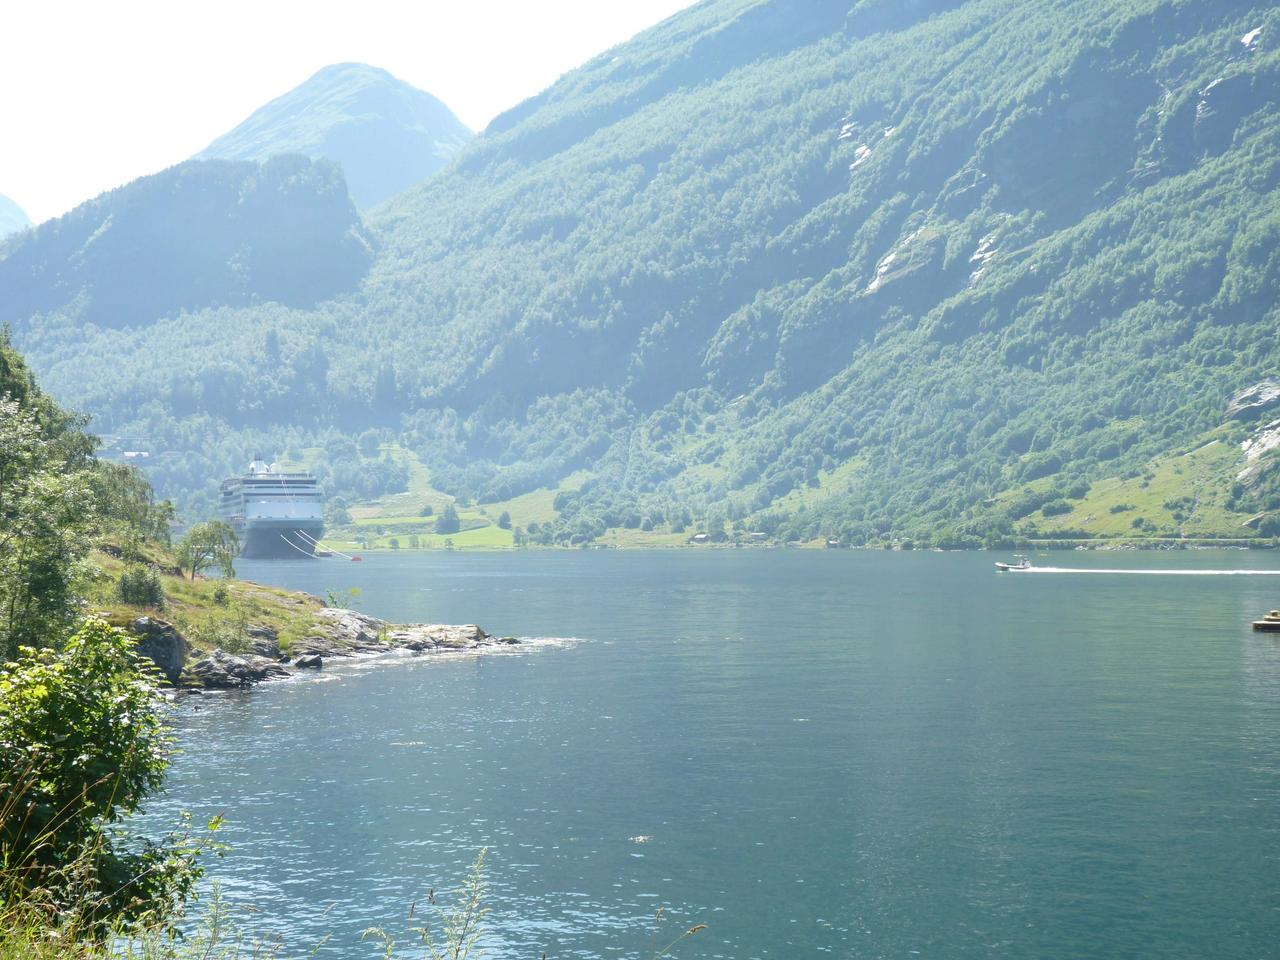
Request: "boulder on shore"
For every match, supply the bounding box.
[299,608,498,656]
[389,622,489,651]
[186,649,290,689]
[295,608,388,656]
[129,616,187,684]
[247,625,282,660]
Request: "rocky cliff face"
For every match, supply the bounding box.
[1227,380,1280,420]
[130,616,187,684]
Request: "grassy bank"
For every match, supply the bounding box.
[84,543,326,660]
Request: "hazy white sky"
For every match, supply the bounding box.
[0,0,696,224]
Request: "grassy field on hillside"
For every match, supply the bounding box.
[1034,435,1256,539]
[315,434,1275,549]
[318,451,596,550]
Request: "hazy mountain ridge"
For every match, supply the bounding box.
[197,63,472,208]
[0,156,372,333]
[0,194,31,240]
[7,0,1280,544]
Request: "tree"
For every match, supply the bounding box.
[177,520,240,580]
[357,428,381,457]
[497,510,512,530]
[89,460,175,545]
[436,503,461,534]
[1,334,173,659]
[0,397,94,660]
[326,497,352,526]
[0,619,205,928]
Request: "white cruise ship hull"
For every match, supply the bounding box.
[220,461,325,559]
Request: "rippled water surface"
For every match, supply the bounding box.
[144,550,1280,958]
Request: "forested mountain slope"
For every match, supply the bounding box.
[0,194,30,240]
[6,0,1280,545]
[0,157,371,331]
[197,63,472,209]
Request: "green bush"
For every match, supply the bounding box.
[1064,479,1091,500]
[0,619,202,931]
[118,564,165,608]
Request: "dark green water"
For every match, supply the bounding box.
[148,550,1280,958]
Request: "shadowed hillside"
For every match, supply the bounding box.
[0,156,372,331]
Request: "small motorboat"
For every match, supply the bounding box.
[350,556,364,563]
[1252,610,1280,631]
[994,556,1031,572]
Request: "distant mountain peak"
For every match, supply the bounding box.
[0,194,32,242]
[197,62,472,209]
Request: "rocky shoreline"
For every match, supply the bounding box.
[130,608,517,691]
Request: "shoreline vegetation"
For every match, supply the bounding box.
[0,335,554,960]
[90,544,514,692]
[0,333,527,958]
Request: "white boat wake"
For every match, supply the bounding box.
[1022,567,1280,576]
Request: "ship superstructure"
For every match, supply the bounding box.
[219,459,324,559]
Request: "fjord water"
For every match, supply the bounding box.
[151,551,1280,958]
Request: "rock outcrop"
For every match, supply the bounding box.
[247,625,283,660]
[1227,380,1280,421]
[388,622,489,651]
[129,617,187,684]
[186,649,291,689]
[1238,417,1280,483]
[180,608,512,691]
[293,608,497,657]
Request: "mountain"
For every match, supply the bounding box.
[5,0,1280,545]
[196,63,472,209]
[0,156,371,332]
[0,194,31,240]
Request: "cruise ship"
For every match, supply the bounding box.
[219,459,324,559]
